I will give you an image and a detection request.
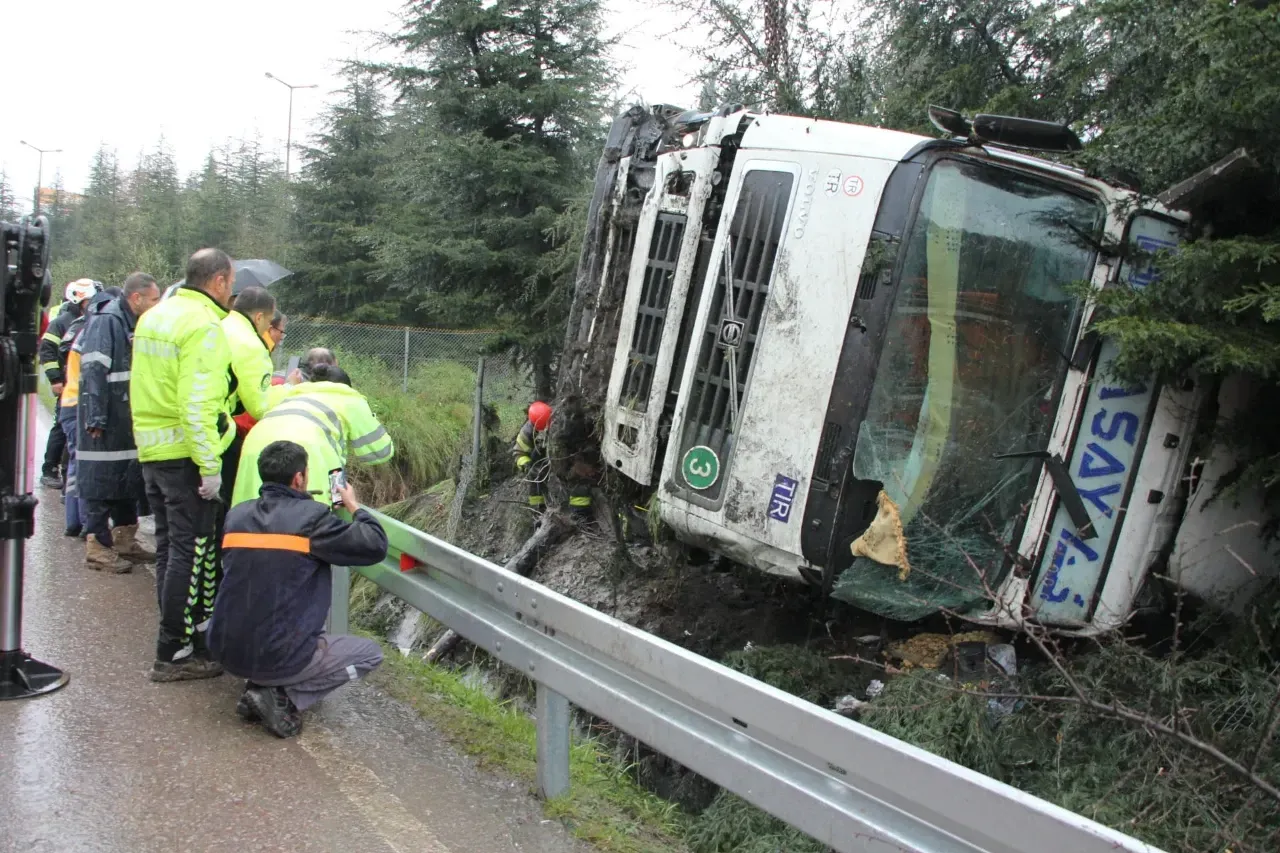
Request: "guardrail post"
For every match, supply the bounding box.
[535,683,570,799]
[473,356,485,463]
[329,565,350,635]
[402,327,411,393]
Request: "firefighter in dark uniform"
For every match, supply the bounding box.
[512,402,551,513]
[39,279,101,488]
[511,402,593,521]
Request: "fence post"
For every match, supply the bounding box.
[402,327,411,393]
[329,565,350,635]
[536,683,571,799]
[473,356,485,463]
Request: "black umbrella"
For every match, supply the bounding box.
[164,258,293,300]
[231,258,292,294]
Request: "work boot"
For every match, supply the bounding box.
[64,524,82,538]
[245,686,302,738]
[111,524,156,564]
[149,649,224,683]
[40,473,64,490]
[236,681,262,722]
[86,537,131,573]
[571,506,598,533]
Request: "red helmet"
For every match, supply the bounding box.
[528,401,552,431]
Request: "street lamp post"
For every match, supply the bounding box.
[265,72,318,179]
[18,141,62,215]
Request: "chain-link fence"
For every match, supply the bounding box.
[271,317,535,410]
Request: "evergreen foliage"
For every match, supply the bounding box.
[47,140,292,288]
[0,170,19,223]
[285,64,395,322]
[860,589,1280,853]
[371,0,611,394]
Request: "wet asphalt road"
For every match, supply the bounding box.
[1,407,587,853]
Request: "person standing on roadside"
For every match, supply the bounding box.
[221,286,278,505]
[78,272,162,572]
[132,249,236,682]
[229,364,394,508]
[39,279,100,488]
[56,287,117,539]
[267,310,286,351]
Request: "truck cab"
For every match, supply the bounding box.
[590,107,1192,633]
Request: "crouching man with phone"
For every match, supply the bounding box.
[208,439,388,738]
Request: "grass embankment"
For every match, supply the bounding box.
[339,353,524,506]
[366,633,690,852]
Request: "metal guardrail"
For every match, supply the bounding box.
[333,508,1165,853]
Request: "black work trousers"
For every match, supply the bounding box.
[85,500,138,547]
[142,459,223,662]
[43,398,66,477]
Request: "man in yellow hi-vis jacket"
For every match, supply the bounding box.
[231,364,394,509]
[220,285,277,505]
[131,248,236,683]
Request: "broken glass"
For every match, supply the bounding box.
[833,159,1104,621]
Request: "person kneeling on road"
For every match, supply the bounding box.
[207,439,387,738]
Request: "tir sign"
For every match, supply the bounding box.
[719,319,744,349]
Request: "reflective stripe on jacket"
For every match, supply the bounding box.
[222,310,275,422]
[78,294,146,501]
[511,420,543,468]
[130,287,233,475]
[230,381,394,508]
[39,302,78,384]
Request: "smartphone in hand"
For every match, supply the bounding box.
[328,468,347,507]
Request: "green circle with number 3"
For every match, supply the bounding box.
[681,445,720,490]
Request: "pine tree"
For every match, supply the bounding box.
[376,0,611,396]
[76,146,132,282]
[287,64,394,320]
[0,170,19,223]
[185,152,237,253]
[130,139,185,279]
[42,171,81,268]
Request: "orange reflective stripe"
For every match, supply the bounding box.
[221,532,311,553]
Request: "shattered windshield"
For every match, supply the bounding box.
[834,159,1104,620]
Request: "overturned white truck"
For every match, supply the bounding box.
[558,104,1271,635]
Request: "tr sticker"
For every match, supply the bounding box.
[824,169,842,196]
[842,175,864,197]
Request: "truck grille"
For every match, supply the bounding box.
[674,170,794,501]
[811,421,844,488]
[620,213,687,412]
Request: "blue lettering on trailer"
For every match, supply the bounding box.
[768,474,799,523]
[1032,339,1154,621]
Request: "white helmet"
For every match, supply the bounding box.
[65,279,100,305]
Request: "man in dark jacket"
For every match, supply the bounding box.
[208,439,387,738]
[77,272,162,570]
[57,288,118,542]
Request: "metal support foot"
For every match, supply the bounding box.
[0,649,68,700]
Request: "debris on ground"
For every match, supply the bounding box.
[886,631,1001,669]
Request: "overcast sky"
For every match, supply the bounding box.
[2,0,704,213]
